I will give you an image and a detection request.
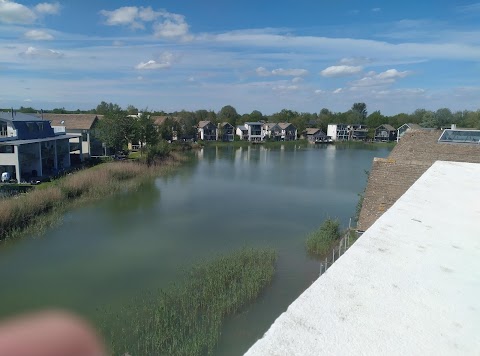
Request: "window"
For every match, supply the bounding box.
[438,129,480,143]
[0,145,14,153]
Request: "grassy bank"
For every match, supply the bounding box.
[305,218,342,258]
[0,152,188,242]
[99,247,277,356]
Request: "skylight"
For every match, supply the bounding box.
[438,129,480,144]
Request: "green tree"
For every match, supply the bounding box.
[126,105,139,115]
[366,110,385,129]
[351,102,367,123]
[95,101,122,115]
[97,109,136,152]
[249,110,263,122]
[137,113,159,154]
[218,105,239,126]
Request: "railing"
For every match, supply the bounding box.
[319,219,361,276]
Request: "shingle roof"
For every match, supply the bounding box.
[305,128,321,135]
[198,120,212,128]
[39,114,101,130]
[358,129,480,231]
[278,122,295,130]
[378,124,395,131]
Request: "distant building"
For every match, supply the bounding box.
[197,121,218,141]
[0,111,79,182]
[218,122,235,142]
[327,124,349,141]
[39,113,102,158]
[397,123,422,141]
[327,124,368,141]
[374,124,397,142]
[236,122,265,142]
[304,128,330,143]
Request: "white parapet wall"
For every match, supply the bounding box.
[245,161,480,356]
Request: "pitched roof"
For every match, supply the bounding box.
[39,113,101,130]
[278,122,295,130]
[219,122,233,128]
[399,123,422,130]
[198,120,212,128]
[152,115,180,126]
[377,124,396,131]
[358,129,480,231]
[305,128,321,135]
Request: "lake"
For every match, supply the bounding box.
[0,143,392,355]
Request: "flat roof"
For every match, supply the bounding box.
[0,134,80,146]
[246,161,480,356]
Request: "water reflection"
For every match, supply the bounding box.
[0,144,393,355]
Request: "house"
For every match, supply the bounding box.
[236,125,248,140]
[350,124,368,141]
[278,123,297,141]
[197,121,218,141]
[236,122,265,142]
[327,124,368,141]
[374,124,397,142]
[39,113,102,158]
[244,122,265,142]
[304,128,330,143]
[0,111,80,182]
[327,124,349,141]
[397,123,422,141]
[264,123,280,140]
[218,122,235,142]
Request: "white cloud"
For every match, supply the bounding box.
[100,6,192,40]
[291,77,303,83]
[321,65,363,77]
[153,14,191,40]
[372,8,381,12]
[135,52,176,70]
[135,59,170,70]
[0,0,37,24]
[255,66,308,77]
[333,88,343,94]
[35,2,60,15]
[100,6,142,28]
[314,89,324,94]
[24,29,53,40]
[349,68,411,88]
[339,57,372,66]
[20,46,63,58]
[112,40,124,46]
[24,98,32,102]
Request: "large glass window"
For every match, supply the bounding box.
[438,129,480,143]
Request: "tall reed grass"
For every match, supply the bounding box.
[305,218,341,258]
[0,154,186,241]
[100,247,277,356]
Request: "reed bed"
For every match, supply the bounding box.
[305,218,341,258]
[0,154,186,241]
[100,247,277,356]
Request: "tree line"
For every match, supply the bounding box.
[8,101,480,150]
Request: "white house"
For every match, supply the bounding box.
[327,124,349,141]
[0,111,80,182]
[244,122,266,142]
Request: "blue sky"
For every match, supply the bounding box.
[1,0,479,115]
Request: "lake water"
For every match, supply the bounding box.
[0,143,391,355]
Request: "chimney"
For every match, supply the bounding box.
[451,124,456,130]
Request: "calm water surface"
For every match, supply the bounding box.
[0,144,391,355]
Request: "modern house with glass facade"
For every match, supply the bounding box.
[0,111,80,182]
